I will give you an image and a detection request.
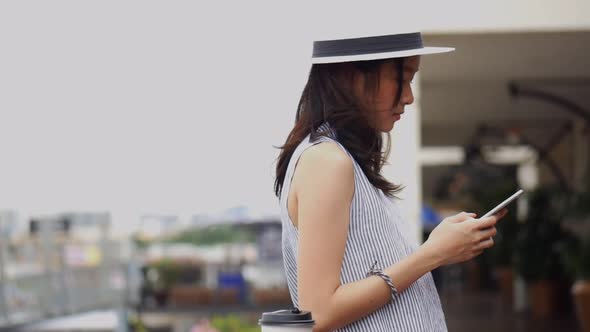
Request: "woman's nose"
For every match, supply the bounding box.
[402,85,415,105]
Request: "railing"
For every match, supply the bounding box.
[0,211,130,331]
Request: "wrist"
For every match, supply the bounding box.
[418,241,445,269]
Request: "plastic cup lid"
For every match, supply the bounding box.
[259,308,315,326]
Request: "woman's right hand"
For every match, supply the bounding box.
[423,210,508,266]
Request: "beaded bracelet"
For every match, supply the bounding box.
[366,260,398,300]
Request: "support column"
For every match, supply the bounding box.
[382,75,423,243]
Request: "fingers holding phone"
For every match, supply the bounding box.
[475,208,508,228]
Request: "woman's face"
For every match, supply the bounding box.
[354,56,420,132]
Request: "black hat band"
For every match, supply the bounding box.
[313,32,424,58]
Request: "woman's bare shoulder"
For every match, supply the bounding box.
[294,141,354,193]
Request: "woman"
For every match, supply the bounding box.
[274,31,507,331]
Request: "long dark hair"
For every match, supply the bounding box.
[274,57,407,198]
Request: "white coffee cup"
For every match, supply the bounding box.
[259,308,315,332]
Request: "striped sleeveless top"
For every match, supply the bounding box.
[279,123,447,331]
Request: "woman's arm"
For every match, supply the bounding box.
[294,142,503,332]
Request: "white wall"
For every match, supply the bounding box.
[382,75,423,243]
[416,0,590,33]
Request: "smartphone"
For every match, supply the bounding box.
[481,189,524,218]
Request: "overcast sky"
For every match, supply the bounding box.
[1,0,587,234]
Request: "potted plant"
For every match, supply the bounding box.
[560,189,590,331]
[478,181,520,304]
[167,260,214,306]
[514,186,568,318]
[146,259,182,306]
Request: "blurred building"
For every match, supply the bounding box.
[386,0,590,242]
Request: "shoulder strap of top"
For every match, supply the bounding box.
[280,123,354,212]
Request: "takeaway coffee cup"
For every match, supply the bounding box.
[259,308,315,332]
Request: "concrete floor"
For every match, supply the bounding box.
[15,290,582,332]
[442,291,580,332]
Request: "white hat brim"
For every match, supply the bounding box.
[311,46,455,64]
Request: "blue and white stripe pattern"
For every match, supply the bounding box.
[279,123,447,331]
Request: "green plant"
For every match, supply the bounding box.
[514,187,568,282]
[148,259,183,290]
[477,181,520,267]
[164,225,256,246]
[210,315,259,332]
[560,236,590,280]
[560,190,590,280]
[128,313,148,332]
[131,233,151,250]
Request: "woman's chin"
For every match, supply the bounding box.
[379,122,395,132]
